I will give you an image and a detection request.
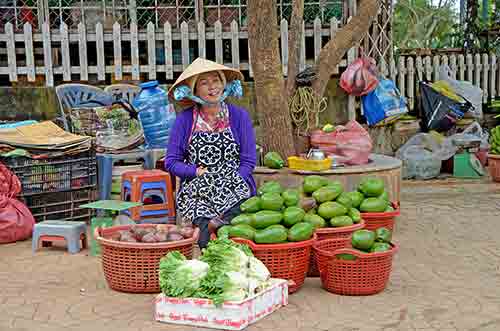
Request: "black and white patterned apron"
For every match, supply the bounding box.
[176,128,251,223]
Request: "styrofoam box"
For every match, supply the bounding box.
[154,279,288,330]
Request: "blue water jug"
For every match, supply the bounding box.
[133,81,176,149]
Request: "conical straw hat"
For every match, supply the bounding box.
[168,57,244,108]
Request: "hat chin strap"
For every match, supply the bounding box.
[174,80,243,106]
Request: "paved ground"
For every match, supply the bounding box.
[1,178,500,331]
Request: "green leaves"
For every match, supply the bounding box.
[394,0,459,49]
[158,237,265,308]
[159,251,209,298]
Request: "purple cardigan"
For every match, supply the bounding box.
[165,103,257,196]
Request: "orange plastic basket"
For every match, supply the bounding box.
[360,202,400,231]
[94,224,199,293]
[231,235,316,294]
[314,238,398,295]
[308,220,365,277]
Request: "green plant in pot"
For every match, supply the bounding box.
[488,126,500,182]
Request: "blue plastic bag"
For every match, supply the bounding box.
[362,77,408,126]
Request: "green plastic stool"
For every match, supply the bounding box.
[80,200,143,256]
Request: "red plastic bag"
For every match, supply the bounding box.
[0,195,35,244]
[0,162,21,196]
[310,121,373,165]
[340,56,379,96]
[0,162,35,244]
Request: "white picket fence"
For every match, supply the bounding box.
[0,18,351,87]
[0,20,498,113]
[389,54,500,111]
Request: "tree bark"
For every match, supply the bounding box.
[248,0,296,158]
[311,0,380,97]
[285,0,304,99]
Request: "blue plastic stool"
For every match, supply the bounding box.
[97,150,157,201]
[32,220,87,254]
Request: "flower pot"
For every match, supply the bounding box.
[487,154,500,182]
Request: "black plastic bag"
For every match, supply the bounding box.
[419,82,473,132]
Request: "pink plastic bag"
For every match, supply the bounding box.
[0,162,21,196]
[0,195,35,244]
[0,162,35,244]
[310,121,373,165]
[340,56,379,96]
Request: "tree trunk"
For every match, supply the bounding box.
[285,0,304,99]
[248,0,296,158]
[311,0,380,97]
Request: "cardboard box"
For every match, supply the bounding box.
[154,279,288,330]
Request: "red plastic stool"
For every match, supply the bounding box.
[121,170,175,223]
[39,234,87,249]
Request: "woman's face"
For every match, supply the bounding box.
[194,71,224,104]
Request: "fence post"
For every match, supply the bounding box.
[231,20,240,69]
[313,17,321,62]
[415,56,423,82]
[131,22,140,81]
[164,22,173,80]
[42,22,54,87]
[482,53,489,102]
[458,54,465,81]
[60,23,71,82]
[78,22,88,81]
[6,23,17,82]
[113,22,123,81]
[491,54,497,100]
[215,21,223,64]
[147,22,157,80]
[397,57,405,100]
[474,53,481,88]
[23,23,35,82]
[449,55,457,79]
[432,55,440,81]
[466,54,473,83]
[407,57,414,111]
[424,56,432,81]
[96,22,105,82]
[299,20,306,72]
[181,21,190,68]
[198,21,206,59]
[330,17,339,74]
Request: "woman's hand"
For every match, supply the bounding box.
[196,166,207,177]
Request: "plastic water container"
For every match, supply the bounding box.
[133,81,176,149]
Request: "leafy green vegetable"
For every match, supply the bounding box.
[195,237,254,306]
[248,256,270,282]
[212,271,249,303]
[159,251,209,298]
[158,238,271,308]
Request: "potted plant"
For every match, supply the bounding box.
[488,125,500,181]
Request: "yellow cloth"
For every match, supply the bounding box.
[431,81,464,103]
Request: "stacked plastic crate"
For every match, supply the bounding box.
[1,150,97,222]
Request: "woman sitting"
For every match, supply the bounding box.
[165,58,257,248]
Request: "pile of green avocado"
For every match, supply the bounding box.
[337,228,393,260]
[217,176,394,244]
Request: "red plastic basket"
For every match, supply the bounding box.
[314,238,398,295]
[308,220,366,277]
[231,235,316,294]
[360,202,400,231]
[94,224,199,293]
